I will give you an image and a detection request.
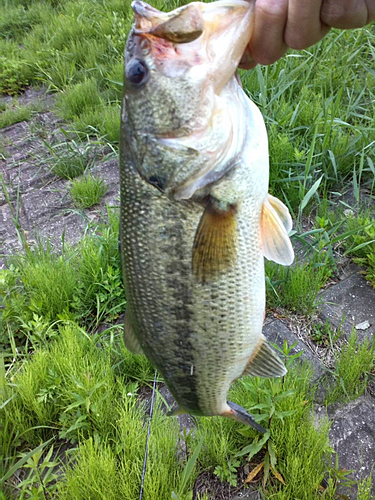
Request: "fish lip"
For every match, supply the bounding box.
[131,0,159,17]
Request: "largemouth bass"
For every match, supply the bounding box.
[120,0,294,432]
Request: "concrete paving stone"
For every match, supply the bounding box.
[18,184,86,249]
[232,490,264,500]
[319,270,375,342]
[1,121,31,143]
[38,212,87,249]
[3,138,41,164]
[2,87,53,107]
[5,162,55,200]
[20,180,71,221]
[264,319,331,403]
[264,319,327,381]
[328,395,375,497]
[33,111,63,129]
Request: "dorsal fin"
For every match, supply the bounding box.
[261,194,294,265]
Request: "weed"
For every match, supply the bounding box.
[51,153,88,179]
[0,101,44,128]
[0,3,52,41]
[173,434,205,500]
[325,331,374,404]
[2,209,124,348]
[58,438,120,500]
[59,400,194,500]
[265,259,330,315]
[357,474,373,500]
[56,78,103,123]
[195,343,335,499]
[214,457,241,487]
[70,174,107,209]
[11,241,78,320]
[4,324,122,446]
[17,444,60,498]
[310,319,344,348]
[98,103,121,143]
[45,134,97,179]
[0,54,34,95]
[344,213,375,287]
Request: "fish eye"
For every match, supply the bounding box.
[126,59,149,87]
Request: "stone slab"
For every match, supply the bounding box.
[232,489,263,500]
[319,271,375,342]
[264,319,327,382]
[328,395,375,497]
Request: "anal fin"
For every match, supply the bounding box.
[192,197,237,281]
[124,311,145,356]
[243,338,287,378]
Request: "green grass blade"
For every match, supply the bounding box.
[176,433,205,496]
[0,437,54,484]
[300,175,323,212]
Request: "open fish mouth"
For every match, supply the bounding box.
[127,0,256,92]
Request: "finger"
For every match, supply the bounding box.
[247,0,289,66]
[285,0,330,50]
[239,45,257,69]
[321,0,375,29]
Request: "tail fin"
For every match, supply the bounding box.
[225,401,266,433]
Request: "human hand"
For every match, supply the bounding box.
[240,0,375,69]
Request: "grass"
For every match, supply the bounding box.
[343,213,375,287]
[1,218,374,497]
[0,101,45,128]
[1,0,375,498]
[1,208,124,349]
[70,174,107,208]
[45,135,98,179]
[4,321,370,499]
[265,258,330,315]
[325,331,374,404]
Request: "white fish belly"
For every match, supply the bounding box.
[190,198,265,416]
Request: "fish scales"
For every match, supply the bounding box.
[121,156,264,417]
[120,0,294,430]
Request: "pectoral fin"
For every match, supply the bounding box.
[243,338,287,378]
[124,311,145,356]
[261,194,294,265]
[192,198,237,281]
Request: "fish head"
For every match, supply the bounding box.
[123,0,255,140]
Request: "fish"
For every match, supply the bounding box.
[120,0,294,433]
